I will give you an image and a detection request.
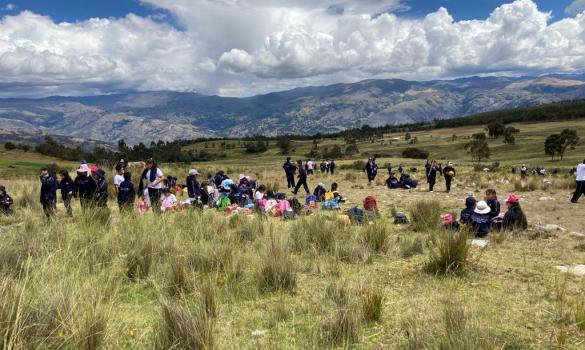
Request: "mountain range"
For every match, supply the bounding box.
[2,74,585,145]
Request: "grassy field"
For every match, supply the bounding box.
[1,120,585,349]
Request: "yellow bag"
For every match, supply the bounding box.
[324,191,334,201]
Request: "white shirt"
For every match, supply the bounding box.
[114,174,124,187]
[307,161,314,170]
[146,168,164,189]
[577,163,585,181]
[255,191,264,201]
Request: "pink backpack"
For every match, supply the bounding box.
[277,200,291,212]
[258,198,268,208]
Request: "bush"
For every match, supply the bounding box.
[361,221,390,253]
[402,147,429,159]
[410,200,441,232]
[325,279,350,306]
[4,142,15,150]
[425,230,469,275]
[257,241,297,294]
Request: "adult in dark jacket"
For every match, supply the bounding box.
[364,158,378,184]
[442,162,456,193]
[330,160,336,175]
[283,157,297,189]
[186,169,202,199]
[424,160,431,182]
[293,160,310,195]
[39,167,58,219]
[117,171,136,212]
[502,194,528,231]
[0,185,14,216]
[93,169,109,208]
[74,164,97,211]
[427,161,440,192]
[58,169,74,217]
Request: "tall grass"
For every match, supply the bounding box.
[257,240,297,294]
[425,230,470,275]
[410,200,441,232]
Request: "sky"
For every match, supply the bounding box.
[1,0,585,97]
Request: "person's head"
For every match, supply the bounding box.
[163,187,171,195]
[146,158,156,169]
[318,182,325,189]
[41,167,49,177]
[257,184,266,193]
[287,157,291,162]
[448,161,453,166]
[124,171,132,181]
[58,169,71,181]
[308,158,311,161]
[115,164,124,175]
[582,159,585,164]
[432,160,437,166]
[188,169,199,177]
[505,194,520,209]
[201,181,208,187]
[485,189,497,200]
[297,160,303,165]
[331,182,338,191]
[266,190,275,198]
[465,196,477,209]
[0,185,6,196]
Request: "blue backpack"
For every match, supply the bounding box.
[305,195,318,206]
[322,199,340,210]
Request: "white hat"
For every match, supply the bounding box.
[318,182,325,187]
[474,201,491,215]
[188,169,198,176]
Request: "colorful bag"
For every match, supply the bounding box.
[324,191,335,201]
[217,195,231,210]
[322,199,340,210]
[277,200,291,212]
[363,196,378,211]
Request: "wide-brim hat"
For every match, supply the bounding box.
[189,169,199,176]
[474,201,491,214]
[78,164,90,173]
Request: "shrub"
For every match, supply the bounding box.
[425,230,469,275]
[361,286,383,322]
[4,142,15,150]
[321,308,360,346]
[156,298,214,350]
[257,241,297,294]
[576,302,585,333]
[340,160,366,170]
[290,216,338,254]
[410,200,441,232]
[361,221,390,253]
[402,147,429,159]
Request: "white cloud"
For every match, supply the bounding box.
[1,0,585,97]
[566,0,585,15]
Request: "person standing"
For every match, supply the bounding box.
[113,164,125,196]
[306,159,314,175]
[118,171,136,212]
[58,170,74,217]
[424,160,431,183]
[144,159,165,214]
[0,185,14,216]
[571,159,585,203]
[427,161,440,192]
[93,169,109,208]
[39,167,58,219]
[282,157,297,189]
[520,164,528,178]
[443,162,456,193]
[293,160,310,195]
[320,160,326,173]
[74,164,97,211]
[364,158,376,184]
[330,160,336,175]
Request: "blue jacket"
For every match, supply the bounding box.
[283,161,297,174]
[40,175,58,203]
[487,198,501,219]
[118,180,136,204]
[460,208,474,225]
[471,212,492,237]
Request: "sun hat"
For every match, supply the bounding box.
[239,174,245,180]
[77,164,90,173]
[474,201,491,215]
[189,169,199,176]
[505,194,520,204]
[318,182,325,187]
[465,196,477,208]
[90,165,99,173]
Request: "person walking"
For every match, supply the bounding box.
[74,164,97,211]
[144,159,165,214]
[443,162,456,193]
[424,160,431,182]
[93,169,109,208]
[293,160,310,195]
[39,167,58,219]
[330,160,336,175]
[364,158,376,184]
[282,157,297,189]
[571,159,585,203]
[306,159,314,175]
[427,161,440,192]
[58,169,74,217]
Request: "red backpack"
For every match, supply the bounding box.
[363,196,378,211]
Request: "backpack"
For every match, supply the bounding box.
[283,210,299,220]
[277,200,291,212]
[324,191,335,201]
[322,199,340,210]
[394,212,409,224]
[305,195,318,206]
[289,197,302,214]
[348,207,365,224]
[275,193,287,201]
[363,196,378,211]
[217,195,231,210]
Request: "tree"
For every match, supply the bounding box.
[345,144,359,157]
[464,132,490,162]
[451,134,457,142]
[544,134,562,160]
[485,122,506,138]
[503,126,520,145]
[558,129,579,160]
[404,133,411,141]
[402,148,429,159]
[4,142,15,150]
[276,136,292,155]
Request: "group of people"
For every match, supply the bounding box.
[282,157,337,195]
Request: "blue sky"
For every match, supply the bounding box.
[0,1,577,24]
[1,0,585,97]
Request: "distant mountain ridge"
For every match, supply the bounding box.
[2,74,585,145]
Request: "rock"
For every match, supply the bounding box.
[534,224,567,232]
[251,330,267,338]
[538,197,555,201]
[570,232,585,239]
[555,265,585,277]
[471,239,488,248]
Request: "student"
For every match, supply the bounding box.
[386,172,400,189]
[306,159,314,175]
[117,171,136,212]
[320,161,326,173]
[313,182,327,202]
[113,164,125,195]
[329,182,345,202]
[93,169,109,208]
[329,160,336,175]
[39,167,58,219]
[443,162,456,193]
[424,160,431,182]
[427,161,440,192]
[255,185,267,201]
[502,194,528,231]
[186,169,201,200]
[58,170,74,217]
[471,200,492,238]
[571,159,585,203]
[325,160,330,173]
[199,181,210,205]
[160,188,178,212]
[282,157,297,189]
[459,196,476,225]
[74,164,97,211]
[484,189,501,219]
[0,185,14,216]
[520,164,528,178]
[293,160,310,195]
[145,159,165,214]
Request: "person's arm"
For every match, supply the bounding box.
[151,169,166,187]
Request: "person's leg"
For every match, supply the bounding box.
[302,180,310,194]
[573,181,584,202]
[65,195,73,217]
[446,178,451,192]
[429,179,435,192]
[289,173,296,188]
[149,188,162,214]
[293,180,301,195]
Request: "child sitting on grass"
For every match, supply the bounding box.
[160,187,178,213]
[484,189,501,219]
[471,200,492,238]
[459,196,476,225]
[0,185,14,216]
[502,194,528,231]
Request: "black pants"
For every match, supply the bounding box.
[63,195,73,217]
[293,178,310,195]
[445,177,452,192]
[42,200,55,219]
[572,181,585,202]
[285,172,296,189]
[307,169,314,175]
[148,188,162,214]
[367,172,374,183]
[428,178,436,192]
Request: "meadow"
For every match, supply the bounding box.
[0,119,584,349]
